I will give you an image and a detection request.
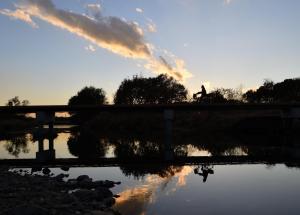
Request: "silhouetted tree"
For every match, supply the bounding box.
[114,74,188,104]
[6,96,30,106]
[68,86,107,122]
[243,78,300,103]
[194,90,227,103]
[68,86,107,106]
[273,78,300,102]
[193,87,242,104]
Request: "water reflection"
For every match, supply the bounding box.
[2,126,300,215]
[114,165,194,215]
[1,126,300,163]
[67,130,109,159]
[3,134,31,157]
[194,165,214,183]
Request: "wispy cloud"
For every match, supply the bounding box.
[85,44,96,52]
[145,56,192,81]
[224,0,233,5]
[146,18,157,33]
[135,8,143,13]
[0,0,192,81]
[0,8,38,28]
[85,3,101,19]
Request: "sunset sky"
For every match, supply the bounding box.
[0,0,299,105]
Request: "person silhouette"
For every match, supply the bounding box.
[193,85,207,101]
[194,165,214,183]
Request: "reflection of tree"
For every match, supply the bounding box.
[113,139,163,159]
[179,135,248,157]
[120,164,183,180]
[109,137,188,179]
[4,134,31,157]
[67,130,108,158]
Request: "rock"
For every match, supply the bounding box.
[102,180,115,188]
[4,205,50,215]
[78,180,95,189]
[31,166,43,173]
[77,175,91,182]
[73,189,97,201]
[54,173,68,181]
[102,197,115,207]
[96,187,113,199]
[66,179,78,188]
[61,166,70,172]
[42,168,51,175]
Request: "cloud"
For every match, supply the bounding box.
[16,0,150,59]
[147,23,156,32]
[0,0,192,81]
[85,44,96,52]
[224,0,233,5]
[146,19,157,33]
[145,56,192,81]
[85,3,101,19]
[0,8,38,28]
[135,8,143,13]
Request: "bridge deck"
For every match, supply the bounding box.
[0,103,300,113]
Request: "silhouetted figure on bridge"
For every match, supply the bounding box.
[193,85,207,102]
[194,165,214,182]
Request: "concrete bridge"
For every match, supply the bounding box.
[1,103,300,129]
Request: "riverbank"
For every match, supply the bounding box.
[0,167,120,215]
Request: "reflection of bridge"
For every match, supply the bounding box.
[0,156,299,168]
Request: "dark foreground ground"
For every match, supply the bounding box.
[0,167,120,215]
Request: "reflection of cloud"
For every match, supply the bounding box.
[0,8,38,28]
[176,166,193,187]
[114,166,193,215]
[0,0,192,81]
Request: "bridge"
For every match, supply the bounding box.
[1,103,300,128]
[1,103,300,113]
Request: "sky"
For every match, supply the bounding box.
[0,0,299,105]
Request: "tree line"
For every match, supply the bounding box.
[68,74,300,106]
[5,75,300,107]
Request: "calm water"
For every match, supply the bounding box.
[1,127,300,215]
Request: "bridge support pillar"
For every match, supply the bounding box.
[281,108,300,133]
[164,109,174,161]
[35,111,56,162]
